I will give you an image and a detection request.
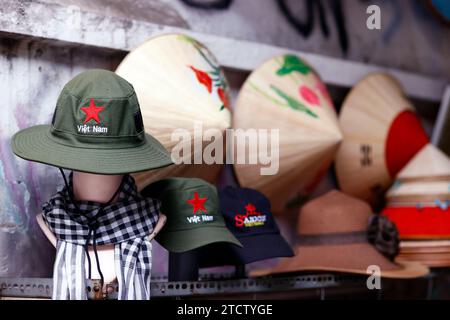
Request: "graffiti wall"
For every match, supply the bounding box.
[43,0,450,78]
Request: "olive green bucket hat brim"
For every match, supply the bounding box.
[156,225,242,253]
[12,124,173,175]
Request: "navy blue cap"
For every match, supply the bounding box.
[198,186,294,266]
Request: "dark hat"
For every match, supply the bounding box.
[141,178,242,252]
[11,69,173,174]
[198,186,294,267]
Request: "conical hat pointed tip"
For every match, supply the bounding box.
[397,144,450,180]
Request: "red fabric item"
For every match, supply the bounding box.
[385,111,428,178]
[383,206,450,238]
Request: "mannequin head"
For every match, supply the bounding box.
[72,171,124,203]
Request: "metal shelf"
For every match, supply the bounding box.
[3,270,448,299]
[0,273,368,300]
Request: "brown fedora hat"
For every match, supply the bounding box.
[251,190,429,279]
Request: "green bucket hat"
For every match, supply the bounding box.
[11,69,172,174]
[142,178,242,252]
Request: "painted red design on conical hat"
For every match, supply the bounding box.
[233,54,342,213]
[335,73,429,205]
[115,34,231,190]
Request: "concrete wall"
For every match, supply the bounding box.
[41,0,450,78]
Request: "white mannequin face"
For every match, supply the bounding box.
[72,171,124,203]
[69,171,125,288]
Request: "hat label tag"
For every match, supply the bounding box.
[235,203,267,228]
[186,215,214,224]
[78,98,108,135]
[185,191,214,224]
[77,124,108,134]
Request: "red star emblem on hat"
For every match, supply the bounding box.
[186,192,207,214]
[245,203,256,215]
[81,98,105,124]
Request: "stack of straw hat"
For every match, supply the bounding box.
[383,144,450,267]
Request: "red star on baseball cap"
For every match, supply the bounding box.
[186,191,207,214]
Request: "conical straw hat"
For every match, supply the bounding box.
[116,34,232,190]
[383,145,450,239]
[396,144,450,182]
[387,144,450,202]
[335,73,429,205]
[233,54,342,212]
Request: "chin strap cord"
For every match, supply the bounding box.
[59,168,125,290]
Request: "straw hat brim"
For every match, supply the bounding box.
[11,124,173,174]
[250,243,429,279]
[387,180,450,201]
[397,251,450,268]
[398,240,450,268]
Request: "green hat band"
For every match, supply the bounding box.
[48,129,146,149]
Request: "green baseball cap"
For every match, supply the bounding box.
[11,69,173,174]
[142,178,242,253]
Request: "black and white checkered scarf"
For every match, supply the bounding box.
[42,174,160,300]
